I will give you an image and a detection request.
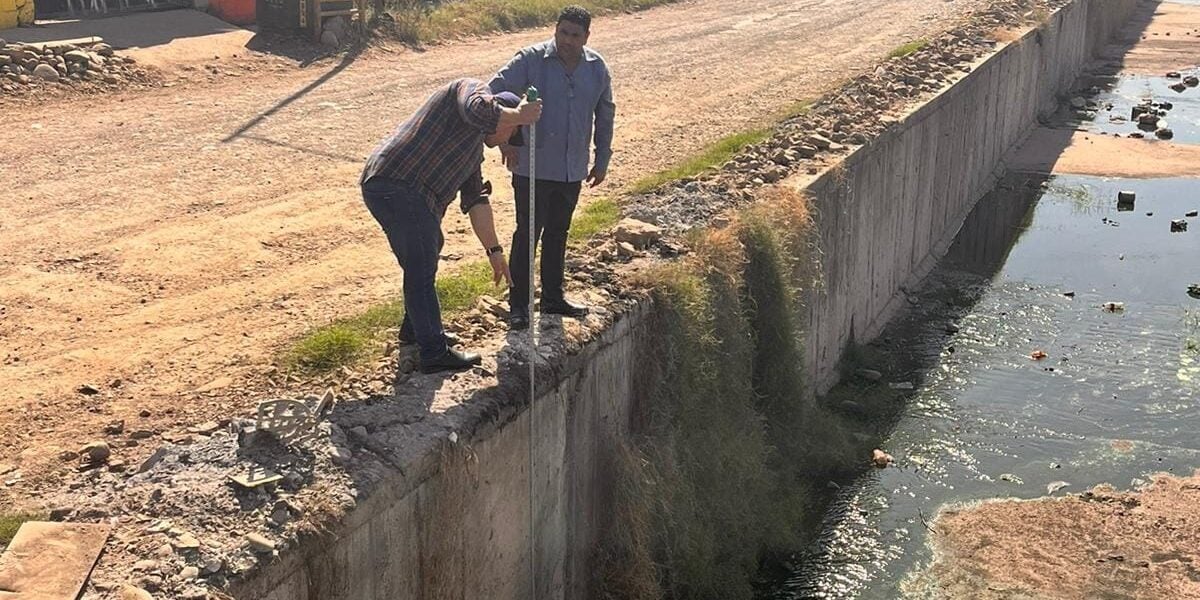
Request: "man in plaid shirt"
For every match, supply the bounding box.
[361,79,541,374]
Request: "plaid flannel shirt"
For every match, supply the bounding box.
[360,79,502,217]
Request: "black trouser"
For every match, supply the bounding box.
[509,175,581,312]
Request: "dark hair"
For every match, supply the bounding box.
[558,5,591,32]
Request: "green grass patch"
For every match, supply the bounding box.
[569,197,621,243]
[435,261,497,313]
[1,513,41,546]
[285,262,501,373]
[628,128,772,195]
[888,38,929,59]
[386,0,683,45]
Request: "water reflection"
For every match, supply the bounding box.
[770,173,1200,599]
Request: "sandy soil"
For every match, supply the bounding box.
[0,0,989,503]
[1103,2,1200,75]
[1011,127,1200,177]
[919,471,1200,599]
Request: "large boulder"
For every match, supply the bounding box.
[32,63,60,82]
[613,218,663,249]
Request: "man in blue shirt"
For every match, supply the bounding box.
[489,5,616,330]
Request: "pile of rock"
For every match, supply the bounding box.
[630,0,1066,232]
[0,37,147,94]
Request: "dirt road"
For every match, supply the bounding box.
[0,0,984,496]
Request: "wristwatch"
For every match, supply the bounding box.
[486,245,504,257]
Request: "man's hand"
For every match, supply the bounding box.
[585,167,607,188]
[488,251,511,286]
[498,99,542,128]
[516,98,542,125]
[500,144,520,170]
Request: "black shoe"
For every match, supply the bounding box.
[400,331,460,347]
[542,298,589,318]
[509,310,530,331]
[419,348,481,374]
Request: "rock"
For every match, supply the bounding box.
[173,532,201,550]
[1187,283,1200,299]
[760,166,783,183]
[137,574,163,592]
[130,429,155,440]
[140,408,152,417]
[805,133,833,149]
[119,585,153,600]
[613,218,662,249]
[138,447,169,473]
[187,421,220,435]
[999,473,1024,484]
[1171,219,1188,233]
[1117,190,1136,205]
[269,506,291,526]
[1185,75,1200,87]
[1047,480,1070,494]
[92,43,115,57]
[63,49,89,65]
[616,241,639,259]
[794,144,818,158]
[1166,71,1182,78]
[1102,301,1126,312]
[246,532,276,553]
[855,368,883,382]
[330,445,353,465]
[1170,82,1188,93]
[180,566,200,580]
[104,420,125,435]
[81,441,110,464]
[1187,210,1198,218]
[320,29,340,47]
[202,558,224,574]
[1069,96,1086,109]
[872,449,893,468]
[133,559,159,571]
[1156,127,1174,140]
[77,383,101,395]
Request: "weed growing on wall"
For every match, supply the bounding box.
[599,189,867,599]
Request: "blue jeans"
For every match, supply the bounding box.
[361,177,448,362]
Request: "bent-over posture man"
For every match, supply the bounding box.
[360,79,541,373]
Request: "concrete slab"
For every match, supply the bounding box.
[0,521,112,600]
[3,9,255,67]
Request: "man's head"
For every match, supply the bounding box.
[555,5,591,62]
[486,91,522,147]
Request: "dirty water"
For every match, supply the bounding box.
[767,171,1200,598]
[1068,72,1200,143]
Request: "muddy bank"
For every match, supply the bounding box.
[916,471,1200,599]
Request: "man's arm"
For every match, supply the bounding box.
[587,64,616,187]
[490,51,531,168]
[459,167,510,285]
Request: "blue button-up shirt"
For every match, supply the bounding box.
[488,39,615,183]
